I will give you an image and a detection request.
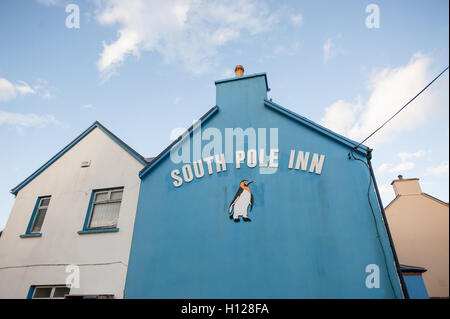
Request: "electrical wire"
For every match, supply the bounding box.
[348,151,397,295]
[346,66,449,298]
[351,66,449,152]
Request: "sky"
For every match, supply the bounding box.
[0,0,448,229]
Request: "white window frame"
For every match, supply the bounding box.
[87,188,123,230]
[32,285,71,299]
[30,196,51,234]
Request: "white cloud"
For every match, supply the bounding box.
[33,78,55,100]
[36,0,63,6]
[0,110,65,132]
[378,150,427,173]
[321,97,362,136]
[377,163,391,173]
[15,80,36,95]
[320,53,449,146]
[390,161,415,172]
[323,39,332,62]
[0,78,35,102]
[323,34,343,62]
[425,161,449,176]
[290,13,303,26]
[378,185,393,194]
[0,77,56,102]
[95,0,287,78]
[173,97,181,104]
[221,69,234,78]
[379,150,427,175]
[42,92,54,100]
[0,78,17,101]
[398,150,426,162]
[273,41,300,56]
[82,104,93,109]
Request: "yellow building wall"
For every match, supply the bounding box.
[386,180,449,298]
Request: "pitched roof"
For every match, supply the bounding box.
[385,192,449,210]
[423,193,449,206]
[139,77,370,179]
[10,121,148,195]
[139,105,219,179]
[264,99,369,154]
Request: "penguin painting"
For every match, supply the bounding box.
[228,180,254,222]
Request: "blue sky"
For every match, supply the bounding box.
[0,0,448,229]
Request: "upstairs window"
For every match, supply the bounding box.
[87,188,123,229]
[30,196,51,234]
[32,286,70,299]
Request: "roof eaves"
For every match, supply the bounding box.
[422,193,449,206]
[385,193,449,209]
[139,105,220,179]
[264,99,369,155]
[10,121,147,196]
[384,195,399,210]
[400,264,427,273]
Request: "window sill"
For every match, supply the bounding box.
[20,233,42,238]
[77,228,119,235]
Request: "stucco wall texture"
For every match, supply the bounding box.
[0,127,144,298]
[386,178,449,298]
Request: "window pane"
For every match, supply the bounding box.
[31,208,47,233]
[95,192,108,202]
[110,190,123,200]
[53,287,70,298]
[40,198,50,207]
[89,202,121,228]
[33,287,52,298]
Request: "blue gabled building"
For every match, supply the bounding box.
[124,68,407,298]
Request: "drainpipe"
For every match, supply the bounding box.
[366,148,409,299]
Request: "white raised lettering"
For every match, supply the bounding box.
[295,151,310,171]
[309,153,325,174]
[171,169,183,187]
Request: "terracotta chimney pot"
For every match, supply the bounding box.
[235,65,244,77]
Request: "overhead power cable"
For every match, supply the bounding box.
[347,65,448,298]
[352,65,449,152]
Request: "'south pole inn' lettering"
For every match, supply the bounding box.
[171,149,325,188]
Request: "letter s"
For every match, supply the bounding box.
[171,169,183,187]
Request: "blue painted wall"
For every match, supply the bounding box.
[124,73,404,298]
[403,275,429,299]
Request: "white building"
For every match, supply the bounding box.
[0,122,148,299]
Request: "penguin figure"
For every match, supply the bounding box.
[228,180,254,222]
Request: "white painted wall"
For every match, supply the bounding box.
[0,127,145,298]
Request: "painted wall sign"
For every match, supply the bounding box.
[125,72,405,299]
[228,180,254,222]
[170,149,326,188]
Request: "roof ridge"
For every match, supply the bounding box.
[422,192,449,206]
[93,121,147,164]
[264,99,369,155]
[139,105,219,179]
[10,122,148,195]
